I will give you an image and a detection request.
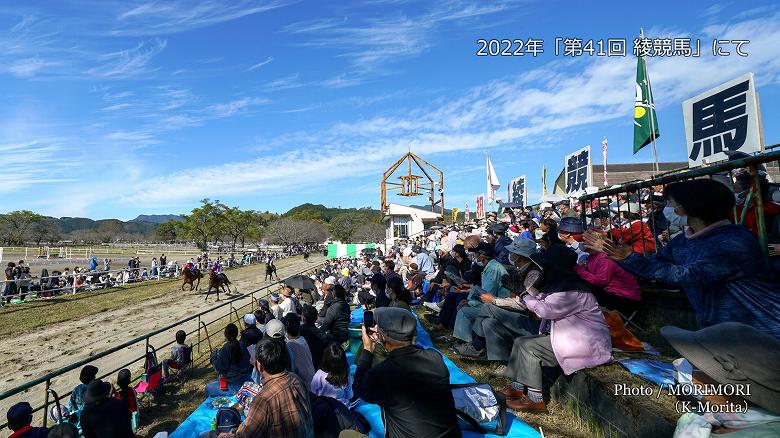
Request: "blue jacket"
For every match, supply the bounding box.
[619,224,780,339]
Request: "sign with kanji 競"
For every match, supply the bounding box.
[683,73,763,168]
[476,195,485,219]
[564,146,591,195]
[507,176,527,207]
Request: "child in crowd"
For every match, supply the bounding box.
[310,343,352,406]
[68,365,98,416]
[112,369,138,430]
[162,330,191,380]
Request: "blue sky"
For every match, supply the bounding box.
[2,0,780,220]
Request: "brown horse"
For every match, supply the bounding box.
[264,263,278,281]
[181,268,203,291]
[204,270,232,301]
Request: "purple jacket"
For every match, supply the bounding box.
[575,252,641,301]
[521,290,612,375]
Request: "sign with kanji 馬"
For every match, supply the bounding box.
[564,146,592,195]
[476,195,485,219]
[684,73,763,168]
[507,176,527,207]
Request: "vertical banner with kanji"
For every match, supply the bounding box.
[683,72,762,168]
[476,195,485,219]
[507,176,527,207]
[564,146,592,195]
[465,203,470,222]
[451,208,459,224]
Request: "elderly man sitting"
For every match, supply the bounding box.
[452,242,509,357]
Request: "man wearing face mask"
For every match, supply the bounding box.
[354,307,461,438]
[661,202,687,244]
[646,194,669,248]
[453,243,510,357]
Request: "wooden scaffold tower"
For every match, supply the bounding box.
[381,151,444,216]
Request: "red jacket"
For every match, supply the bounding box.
[610,221,656,254]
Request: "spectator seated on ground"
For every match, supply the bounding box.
[576,231,641,315]
[6,402,49,438]
[663,322,780,436]
[353,307,461,438]
[456,238,542,371]
[68,365,98,418]
[610,202,656,255]
[300,304,327,368]
[217,339,313,437]
[499,244,612,413]
[80,379,134,438]
[240,314,263,351]
[112,369,138,430]
[585,179,780,339]
[310,343,353,406]
[452,242,509,353]
[319,284,350,345]
[47,423,79,438]
[162,330,192,380]
[282,313,316,393]
[253,299,274,329]
[205,324,252,397]
[556,217,589,263]
[386,277,413,312]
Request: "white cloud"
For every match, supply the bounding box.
[86,38,167,78]
[204,97,270,118]
[245,56,274,72]
[4,57,52,77]
[111,0,299,36]
[123,11,780,208]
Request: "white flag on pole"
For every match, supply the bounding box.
[601,137,608,187]
[486,154,501,205]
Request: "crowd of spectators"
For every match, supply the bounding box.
[6,168,780,436]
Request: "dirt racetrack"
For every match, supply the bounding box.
[0,254,323,424]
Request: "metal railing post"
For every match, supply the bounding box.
[197,315,201,355]
[42,379,50,428]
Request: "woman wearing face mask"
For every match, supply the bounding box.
[585,179,780,339]
[465,238,542,375]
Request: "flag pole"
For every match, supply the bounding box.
[641,28,661,174]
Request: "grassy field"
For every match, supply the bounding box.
[0,256,302,338]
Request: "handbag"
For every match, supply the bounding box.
[451,383,508,436]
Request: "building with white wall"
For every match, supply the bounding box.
[382,203,441,251]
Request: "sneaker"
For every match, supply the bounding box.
[489,364,510,378]
[455,343,486,358]
[423,302,442,313]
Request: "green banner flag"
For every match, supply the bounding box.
[633,55,660,154]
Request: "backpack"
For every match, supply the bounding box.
[451,383,508,436]
[215,406,242,433]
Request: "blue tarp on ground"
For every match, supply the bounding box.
[172,308,540,438]
[617,358,676,388]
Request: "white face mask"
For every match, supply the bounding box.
[663,206,687,227]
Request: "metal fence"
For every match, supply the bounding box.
[576,148,780,260]
[0,261,325,431]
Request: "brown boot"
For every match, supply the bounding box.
[507,394,548,413]
[498,386,525,399]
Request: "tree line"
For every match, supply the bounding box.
[0,200,387,249]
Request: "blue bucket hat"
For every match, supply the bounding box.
[558,217,583,234]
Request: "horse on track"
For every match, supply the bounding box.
[264,263,278,281]
[181,268,203,291]
[204,270,232,302]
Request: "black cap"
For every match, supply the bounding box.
[469,242,495,258]
[587,210,611,219]
[7,402,33,430]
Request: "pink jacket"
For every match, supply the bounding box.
[575,252,641,301]
[521,290,612,375]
